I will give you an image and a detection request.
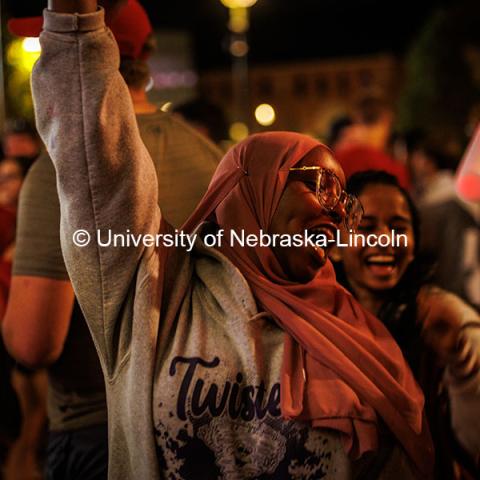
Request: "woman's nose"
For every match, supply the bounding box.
[375,223,391,236]
[330,198,347,226]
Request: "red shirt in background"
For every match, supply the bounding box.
[335,145,411,190]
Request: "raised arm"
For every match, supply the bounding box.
[32,0,160,371]
[418,286,480,461]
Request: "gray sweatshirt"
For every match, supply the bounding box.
[32,7,478,480]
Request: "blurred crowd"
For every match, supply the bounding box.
[0,118,43,479]
[1,96,478,480]
[328,96,480,309]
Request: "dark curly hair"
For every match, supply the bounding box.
[335,170,433,371]
[346,170,421,256]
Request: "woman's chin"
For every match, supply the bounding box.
[312,246,328,268]
[294,248,328,282]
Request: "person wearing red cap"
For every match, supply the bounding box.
[3,1,222,479]
[334,96,411,190]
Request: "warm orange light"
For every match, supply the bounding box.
[228,7,248,32]
[230,40,248,57]
[220,0,258,8]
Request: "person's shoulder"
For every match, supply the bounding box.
[135,109,168,128]
[137,110,223,160]
[18,150,58,220]
[421,200,470,221]
[418,285,479,320]
[168,112,224,160]
[418,285,455,303]
[22,150,56,190]
[14,150,66,279]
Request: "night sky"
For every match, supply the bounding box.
[5,0,456,70]
[142,0,455,70]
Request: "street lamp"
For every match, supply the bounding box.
[219,0,258,140]
[220,0,257,6]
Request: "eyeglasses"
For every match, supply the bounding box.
[288,166,364,230]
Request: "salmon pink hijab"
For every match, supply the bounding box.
[183,132,433,476]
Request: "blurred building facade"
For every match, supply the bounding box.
[2,23,402,143]
[199,54,402,138]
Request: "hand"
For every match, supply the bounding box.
[48,0,97,14]
[417,287,464,364]
[47,0,127,23]
[98,0,127,10]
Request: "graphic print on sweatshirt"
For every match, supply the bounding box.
[154,355,348,479]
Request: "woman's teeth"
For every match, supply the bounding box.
[365,254,395,265]
[365,254,396,274]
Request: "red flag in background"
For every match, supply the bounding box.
[456,124,480,203]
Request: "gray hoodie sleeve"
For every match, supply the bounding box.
[31,8,160,371]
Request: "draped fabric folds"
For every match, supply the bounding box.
[183,132,433,476]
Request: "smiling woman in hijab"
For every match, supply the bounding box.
[31,2,433,479]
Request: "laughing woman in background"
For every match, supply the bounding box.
[334,170,480,479]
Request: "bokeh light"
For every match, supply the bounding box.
[160,101,172,112]
[5,38,42,119]
[220,0,258,8]
[229,122,249,141]
[228,8,249,33]
[254,103,276,126]
[22,37,41,54]
[230,40,249,57]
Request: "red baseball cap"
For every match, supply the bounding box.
[8,0,152,59]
